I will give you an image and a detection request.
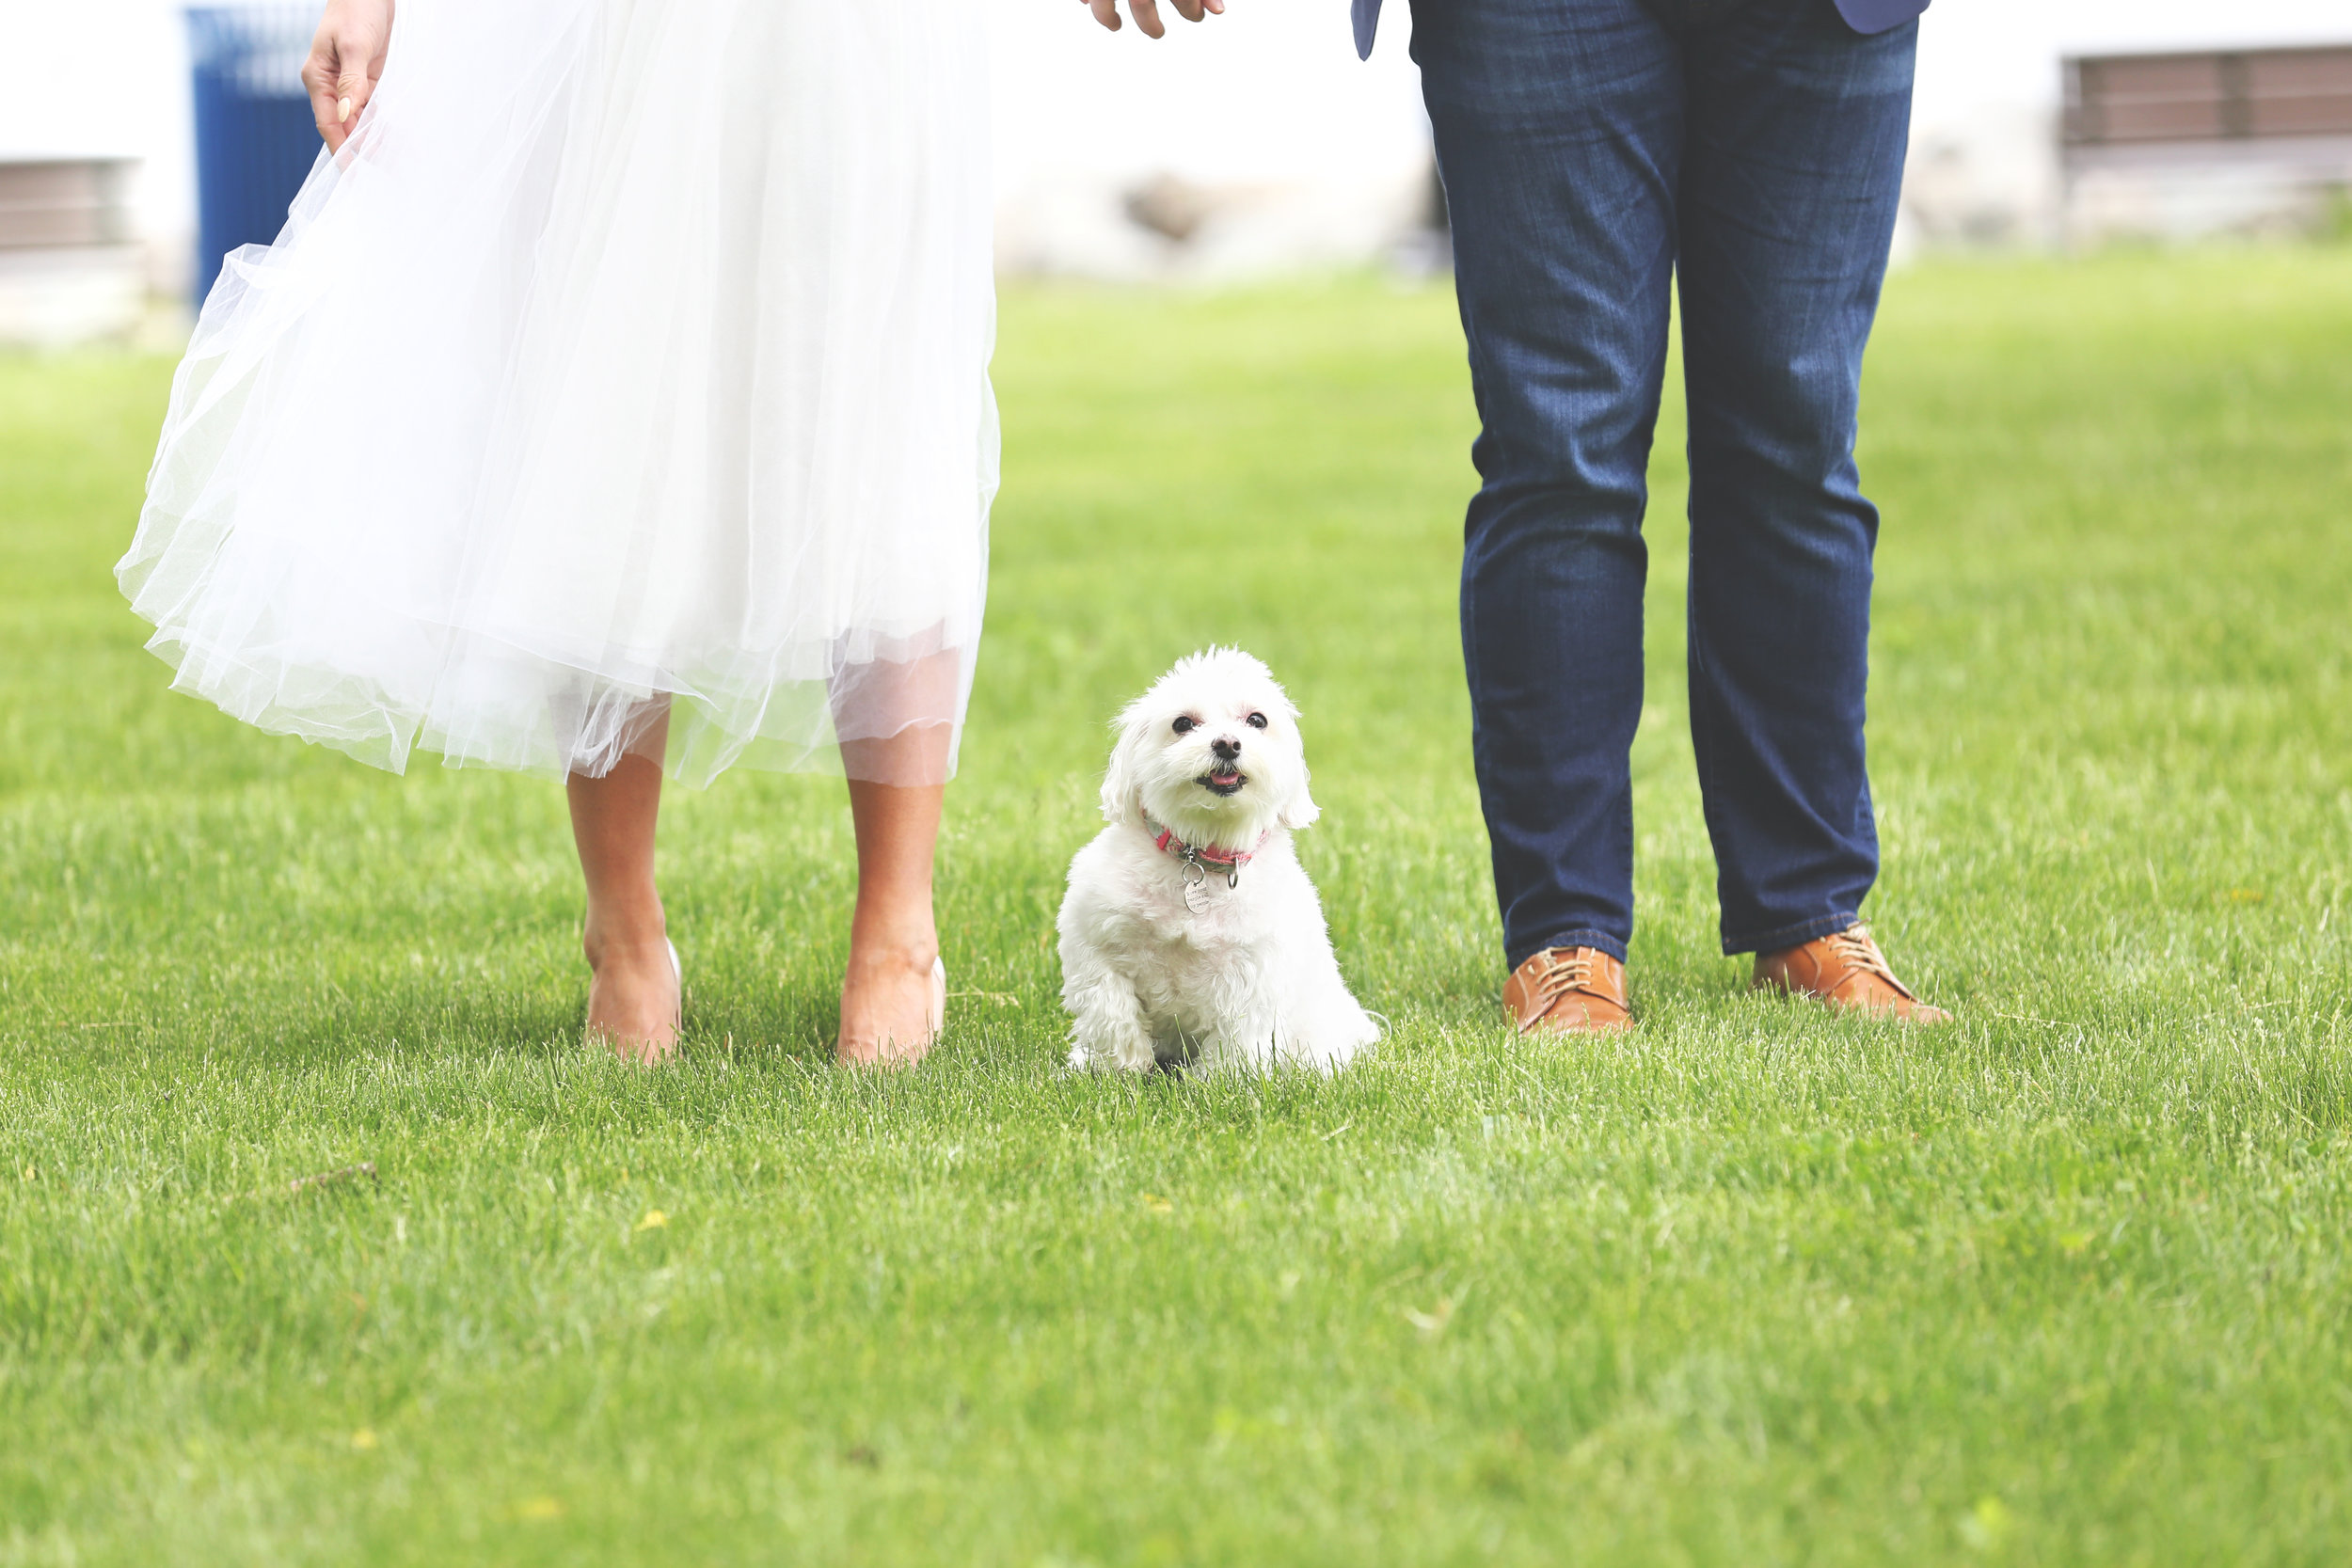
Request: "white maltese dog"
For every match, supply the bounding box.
[1058,648,1380,1074]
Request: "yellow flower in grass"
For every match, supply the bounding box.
[635,1210,668,1232]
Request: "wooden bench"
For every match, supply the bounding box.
[2060,44,2352,240]
[0,159,146,344]
[2066,45,2352,147]
[0,158,138,251]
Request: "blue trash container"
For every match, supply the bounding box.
[186,4,326,302]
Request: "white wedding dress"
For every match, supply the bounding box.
[119,0,996,787]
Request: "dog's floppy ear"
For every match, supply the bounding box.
[1277,766,1320,832]
[1099,708,1145,826]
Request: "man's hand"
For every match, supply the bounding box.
[301,0,395,153]
[1083,0,1226,40]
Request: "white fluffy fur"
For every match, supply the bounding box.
[1058,648,1379,1073]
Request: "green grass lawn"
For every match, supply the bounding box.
[4,247,2350,1566]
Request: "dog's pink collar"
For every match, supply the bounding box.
[1143,811,1270,886]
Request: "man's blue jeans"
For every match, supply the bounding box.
[1410,0,1917,965]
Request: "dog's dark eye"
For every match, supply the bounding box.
[1172,717,1196,736]
[1246,712,1268,730]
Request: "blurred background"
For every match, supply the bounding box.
[0,0,2347,345]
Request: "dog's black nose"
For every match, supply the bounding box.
[1211,736,1242,762]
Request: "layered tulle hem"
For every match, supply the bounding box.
[119,0,997,790]
[123,553,979,787]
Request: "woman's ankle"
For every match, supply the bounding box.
[583,901,669,968]
[847,902,936,971]
[844,939,939,979]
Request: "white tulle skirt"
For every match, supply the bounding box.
[119,0,996,786]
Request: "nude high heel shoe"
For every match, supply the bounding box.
[587,938,685,1065]
[668,937,684,1025]
[836,956,946,1068]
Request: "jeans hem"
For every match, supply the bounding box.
[1722,911,1858,958]
[1508,928,1629,970]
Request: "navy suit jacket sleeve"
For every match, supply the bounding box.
[1352,0,1927,60]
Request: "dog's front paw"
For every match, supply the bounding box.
[1263,1037,1357,1074]
[1271,1007,1380,1073]
[1067,1022,1160,1075]
[1304,1040,1365,1073]
[1065,1038,1128,1074]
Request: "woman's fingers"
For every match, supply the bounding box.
[302,36,373,150]
[335,50,376,129]
[302,3,392,151]
[1085,0,1224,37]
[301,40,346,149]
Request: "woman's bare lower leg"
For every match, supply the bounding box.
[838,729,949,1066]
[566,712,679,1063]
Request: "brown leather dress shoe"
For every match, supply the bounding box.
[1503,946,1631,1036]
[1752,923,1950,1023]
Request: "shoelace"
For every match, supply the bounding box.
[1525,948,1600,1007]
[1824,926,1915,999]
